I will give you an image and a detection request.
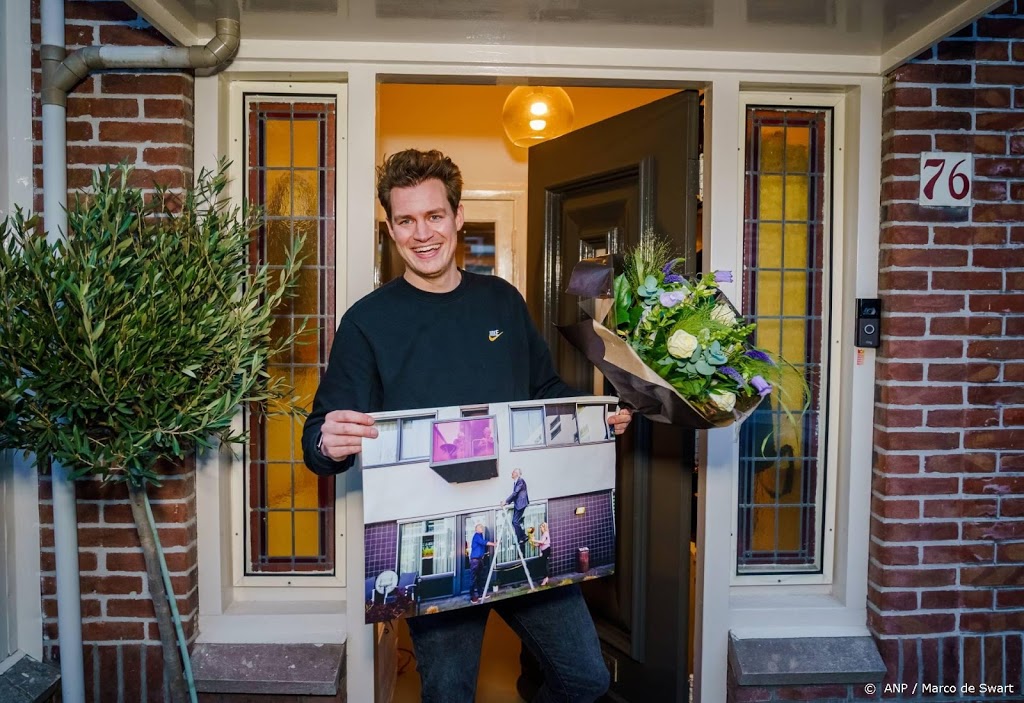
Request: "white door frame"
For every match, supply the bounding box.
[193,47,883,703]
[1,0,44,667]
[461,189,525,292]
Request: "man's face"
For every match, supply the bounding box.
[512,470,520,480]
[386,179,464,288]
[475,524,484,534]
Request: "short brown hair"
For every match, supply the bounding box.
[376,149,463,220]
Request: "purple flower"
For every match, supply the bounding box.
[714,270,734,283]
[718,366,745,386]
[745,349,775,365]
[664,273,684,284]
[751,375,773,397]
[662,258,683,275]
[659,290,687,308]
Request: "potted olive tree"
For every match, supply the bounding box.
[0,164,304,702]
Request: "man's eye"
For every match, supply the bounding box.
[429,215,443,221]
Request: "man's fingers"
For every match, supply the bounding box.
[322,420,379,439]
[325,409,376,426]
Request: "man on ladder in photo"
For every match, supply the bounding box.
[482,502,536,601]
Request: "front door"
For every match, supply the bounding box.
[527,91,700,702]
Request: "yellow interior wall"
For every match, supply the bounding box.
[376,84,680,212]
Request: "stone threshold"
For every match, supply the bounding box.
[728,634,886,686]
[192,643,345,697]
[0,653,61,703]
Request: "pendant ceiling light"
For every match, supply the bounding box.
[502,86,574,148]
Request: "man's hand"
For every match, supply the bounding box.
[608,407,634,436]
[318,409,378,461]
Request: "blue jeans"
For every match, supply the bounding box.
[407,584,609,703]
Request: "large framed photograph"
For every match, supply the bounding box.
[362,396,618,623]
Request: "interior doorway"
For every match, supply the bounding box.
[376,81,703,703]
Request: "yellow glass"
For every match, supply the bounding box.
[292,268,319,316]
[291,170,320,218]
[782,272,809,316]
[785,127,811,171]
[292,119,320,168]
[775,508,805,550]
[754,272,782,316]
[293,465,320,509]
[266,512,293,557]
[784,175,810,221]
[758,126,785,172]
[266,463,294,509]
[758,175,784,221]
[264,171,292,217]
[264,120,291,167]
[783,223,810,269]
[293,367,320,406]
[293,512,320,556]
[264,414,294,462]
[756,223,783,269]
[267,219,291,267]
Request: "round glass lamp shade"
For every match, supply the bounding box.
[502,87,574,148]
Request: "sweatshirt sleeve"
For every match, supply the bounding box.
[517,293,580,400]
[301,314,384,476]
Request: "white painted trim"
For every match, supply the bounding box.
[342,65,379,703]
[194,78,350,640]
[196,601,346,645]
[233,40,882,76]
[697,76,742,703]
[1,0,43,663]
[1,453,44,663]
[227,80,348,591]
[699,75,881,699]
[122,0,197,47]
[880,0,1003,73]
[1,0,33,215]
[191,53,884,702]
[729,90,846,588]
[460,190,525,293]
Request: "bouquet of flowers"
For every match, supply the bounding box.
[559,238,792,429]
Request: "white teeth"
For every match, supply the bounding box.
[414,245,440,253]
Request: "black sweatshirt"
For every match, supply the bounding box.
[301,271,575,476]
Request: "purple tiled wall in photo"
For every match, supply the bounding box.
[365,521,398,578]
[548,490,615,576]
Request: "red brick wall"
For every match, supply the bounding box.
[872,1,1024,699]
[31,2,197,701]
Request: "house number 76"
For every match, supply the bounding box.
[919,152,972,206]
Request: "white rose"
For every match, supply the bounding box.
[667,330,699,359]
[710,304,737,326]
[709,390,736,413]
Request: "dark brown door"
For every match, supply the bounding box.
[527,91,700,702]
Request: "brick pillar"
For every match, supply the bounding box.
[872,1,1024,698]
[31,2,197,702]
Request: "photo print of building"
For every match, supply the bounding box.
[362,396,617,623]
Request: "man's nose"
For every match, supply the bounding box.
[413,219,432,240]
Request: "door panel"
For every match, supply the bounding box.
[528,91,699,702]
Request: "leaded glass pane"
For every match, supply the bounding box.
[737,107,829,575]
[245,96,337,574]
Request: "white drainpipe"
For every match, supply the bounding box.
[37,2,240,700]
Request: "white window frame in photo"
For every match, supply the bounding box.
[194,79,349,644]
[729,90,846,588]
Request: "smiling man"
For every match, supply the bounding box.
[302,149,631,703]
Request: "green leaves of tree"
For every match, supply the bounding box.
[0,162,305,486]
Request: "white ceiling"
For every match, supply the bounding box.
[130,0,1003,73]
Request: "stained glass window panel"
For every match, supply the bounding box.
[245,96,337,574]
[737,107,830,575]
